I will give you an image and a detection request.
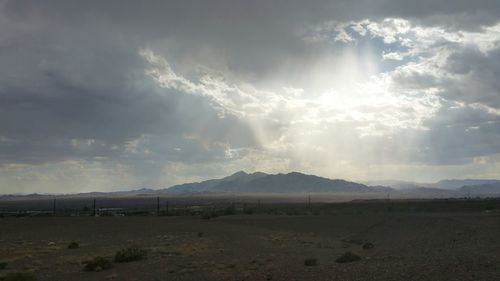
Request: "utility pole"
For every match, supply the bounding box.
[92,198,96,216]
[156,196,160,216]
[53,197,56,215]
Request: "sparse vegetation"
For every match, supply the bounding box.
[0,262,7,270]
[0,272,36,281]
[114,247,147,263]
[67,241,79,249]
[363,242,374,250]
[2,197,500,280]
[83,257,112,272]
[344,239,363,245]
[485,204,495,211]
[201,211,218,220]
[336,252,362,263]
[224,205,236,215]
[304,258,318,266]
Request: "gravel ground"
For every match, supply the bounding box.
[1,211,499,281]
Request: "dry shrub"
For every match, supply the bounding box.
[114,247,147,263]
[83,257,112,272]
[336,252,361,263]
[304,258,318,266]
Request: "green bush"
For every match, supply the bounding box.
[114,247,147,263]
[1,272,36,281]
[304,258,318,266]
[0,262,7,270]
[67,242,79,249]
[336,252,361,263]
[83,257,112,272]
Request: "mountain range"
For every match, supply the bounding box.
[365,179,500,192]
[2,171,500,197]
[165,171,500,195]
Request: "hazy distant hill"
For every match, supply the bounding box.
[364,180,425,190]
[366,179,500,192]
[432,179,500,190]
[165,171,374,193]
[460,183,500,195]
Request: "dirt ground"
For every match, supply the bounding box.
[1,210,500,280]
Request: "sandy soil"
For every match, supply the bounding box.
[1,211,499,281]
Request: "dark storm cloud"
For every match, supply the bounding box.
[0,0,257,166]
[444,46,500,108]
[417,103,500,165]
[4,0,500,79]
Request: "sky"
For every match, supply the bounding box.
[1,0,500,193]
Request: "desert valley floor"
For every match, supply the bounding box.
[1,200,500,281]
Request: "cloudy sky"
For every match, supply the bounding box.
[1,0,500,193]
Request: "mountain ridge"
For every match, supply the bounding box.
[165,171,375,193]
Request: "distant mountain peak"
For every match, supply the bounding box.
[229,171,248,177]
[287,171,306,176]
[131,188,155,193]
